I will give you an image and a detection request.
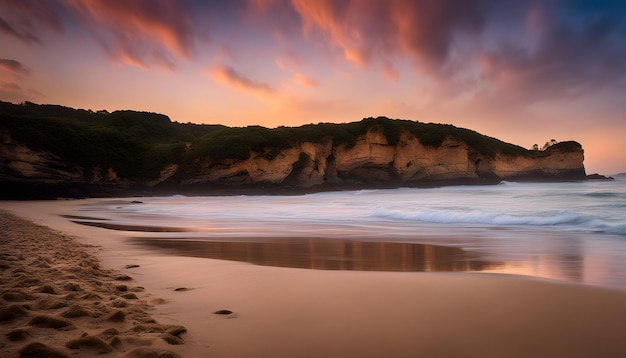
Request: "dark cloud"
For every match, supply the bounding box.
[208,64,276,95]
[0,81,21,91]
[282,0,626,104]
[2,0,63,31]
[0,16,41,45]
[481,1,626,104]
[0,80,43,103]
[0,0,64,45]
[290,0,484,74]
[2,0,624,107]
[63,0,196,69]
[0,58,30,75]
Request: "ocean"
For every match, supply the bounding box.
[71,177,626,290]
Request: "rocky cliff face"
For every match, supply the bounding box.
[177,127,586,188]
[0,123,587,198]
[1,131,123,185]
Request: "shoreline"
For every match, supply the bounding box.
[3,200,626,357]
[1,173,615,200]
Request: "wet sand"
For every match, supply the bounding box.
[3,200,626,358]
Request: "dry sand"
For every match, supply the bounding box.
[3,200,626,358]
[0,211,187,357]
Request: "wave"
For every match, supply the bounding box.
[582,192,624,199]
[604,224,626,235]
[371,208,626,235]
[371,208,590,226]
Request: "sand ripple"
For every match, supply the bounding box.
[0,211,185,357]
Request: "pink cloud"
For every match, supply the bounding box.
[0,59,30,76]
[207,64,276,95]
[290,0,483,74]
[0,0,62,45]
[291,73,317,88]
[4,0,63,30]
[382,61,399,82]
[0,16,41,45]
[0,80,44,103]
[0,81,21,91]
[63,0,195,69]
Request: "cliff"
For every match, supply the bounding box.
[178,128,585,188]
[0,101,586,198]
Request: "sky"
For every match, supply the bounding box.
[1,0,625,174]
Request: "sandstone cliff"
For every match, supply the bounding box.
[177,127,585,188]
[0,101,587,198]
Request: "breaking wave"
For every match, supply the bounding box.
[371,208,592,227]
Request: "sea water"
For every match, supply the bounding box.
[74,177,626,290]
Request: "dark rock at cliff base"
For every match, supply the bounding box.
[586,173,614,180]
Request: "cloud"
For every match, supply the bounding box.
[290,73,317,88]
[0,59,30,76]
[5,0,63,30]
[0,80,44,103]
[0,16,40,45]
[0,81,21,92]
[63,0,195,69]
[290,0,484,74]
[480,2,626,104]
[247,0,282,12]
[207,64,276,95]
[0,0,63,45]
[382,61,399,82]
[286,0,626,106]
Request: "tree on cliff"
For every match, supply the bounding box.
[542,139,558,150]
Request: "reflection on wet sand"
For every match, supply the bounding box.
[65,217,190,232]
[131,237,503,272]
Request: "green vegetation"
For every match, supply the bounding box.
[547,141,582,152]
[0,101,222,179]
[1,101,535,180]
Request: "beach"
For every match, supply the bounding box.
[0,210,188,358]
[2,198,626,357]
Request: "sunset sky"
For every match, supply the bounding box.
[1,0,625,174]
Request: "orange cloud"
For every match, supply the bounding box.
[0,59,30,76]
[291,73,318,88]
[64,0,194,69]
[207,65,276,96]
[0,81,21,92]
[0,80,44,103]
[290,0,483,74]
[382,60,399,82]
[291,0,364,64]
[248,0,282,12]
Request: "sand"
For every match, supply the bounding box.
[0,211,187,358]
[3,199,626,358]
